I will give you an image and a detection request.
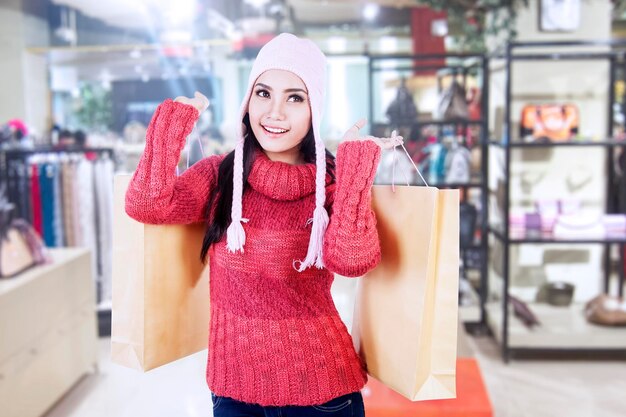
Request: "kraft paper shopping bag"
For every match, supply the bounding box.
[352,184,459,401]
[111,174,210,372]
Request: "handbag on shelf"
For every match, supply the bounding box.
[0,186,48,278]
[520,104,579,142]
[509,294,541,328]
[386,77,418,128]
[444,142,471,184]
[536,282,575,307]
[585,294,626,326]
[436,80,469,121]
[1,224,36,278]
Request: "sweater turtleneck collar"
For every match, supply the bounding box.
[247,149,331,201]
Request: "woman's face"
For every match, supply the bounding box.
[248,69,311,164]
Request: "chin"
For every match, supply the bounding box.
[256,136,297,153]
[258,142,292,154]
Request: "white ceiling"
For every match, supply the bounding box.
[45,0,418,85]
[51,0,421,30]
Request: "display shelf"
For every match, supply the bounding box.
[485,302,626,349]
[460,285,482,323]
[488,39,626,361]
[415,119,485,127]
[0,146,114,155]
[375,181,483,189]
[430,181,483,189]
[488,139,626,148]
[374,120,484,127]
[0,248,98,417]
[0,248,90,295]
[117,143,146,154]
[489,226,626,245]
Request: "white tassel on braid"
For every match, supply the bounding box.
[226,138,248,253]
[226,218,248,253]
[295,123,329,271]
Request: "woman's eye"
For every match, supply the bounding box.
[255,89,270,98]
[288,94,304,103]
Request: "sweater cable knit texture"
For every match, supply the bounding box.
[125,100,382,407]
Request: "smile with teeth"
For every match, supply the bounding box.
[262,125,289,134]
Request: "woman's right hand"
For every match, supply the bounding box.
[174,91,209,114]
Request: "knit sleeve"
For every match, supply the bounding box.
[323,140,382,277]
[125,99,221,224]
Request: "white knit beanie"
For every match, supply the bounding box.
[226,33,329,272]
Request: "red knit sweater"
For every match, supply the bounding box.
[125,100,382,407]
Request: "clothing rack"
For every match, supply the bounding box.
[0,146,115,336]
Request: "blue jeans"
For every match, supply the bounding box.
[211,391,365,417]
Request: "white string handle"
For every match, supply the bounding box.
[389,129,429,190]
[179,126,207,176]
[391,145,411,192]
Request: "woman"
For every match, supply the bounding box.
[125,33,402,417]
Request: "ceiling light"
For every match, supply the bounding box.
[431,19,448,37]
[327,36,347,53]
[244,0,270,8]
[363,4,379,21]
[162,0,196,26]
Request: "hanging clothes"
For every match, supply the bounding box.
[62,160,76,246]
[94,156,114,303]
[77,157,98,292]
[2,149,114,304]
[71,161,83,247]
[6,159,31,222]
[39,162,56,247]
[30,164,43,236]
[52,160,64,247]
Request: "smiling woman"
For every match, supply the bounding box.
[248,69,312,165]
[125,33,402,417]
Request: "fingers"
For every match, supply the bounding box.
[194,91,209,107]
[343,118,368,141]
[352,118,368,132]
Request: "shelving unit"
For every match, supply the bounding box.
[367,52,489,326]
[488,40,626,361]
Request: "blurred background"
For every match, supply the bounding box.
[1,1,626,417]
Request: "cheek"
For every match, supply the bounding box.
[289,107,311,137]
[248,98,263,123]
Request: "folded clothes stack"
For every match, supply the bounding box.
[602,214,626,238]
[509,209,526,238]
[536,200,559,235]
[553,213,605,239]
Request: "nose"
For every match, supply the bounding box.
[267,97,285,121]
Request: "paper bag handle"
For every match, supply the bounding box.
[390,129,429,189]
[176,127,206,177]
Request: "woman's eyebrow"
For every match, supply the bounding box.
[255,82,308,95]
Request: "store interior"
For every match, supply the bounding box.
[1,1,626,417]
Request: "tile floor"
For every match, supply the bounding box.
[42,277,626,417]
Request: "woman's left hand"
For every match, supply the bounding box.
[343,118,404,150]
